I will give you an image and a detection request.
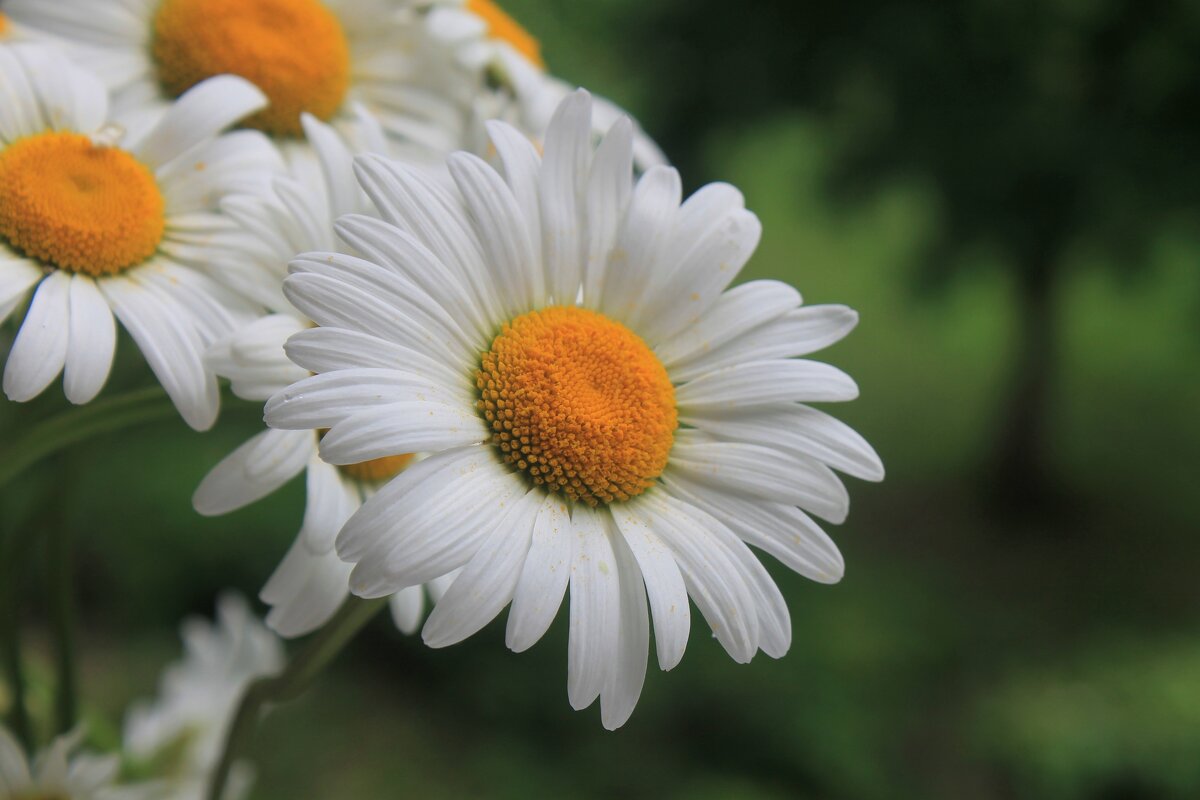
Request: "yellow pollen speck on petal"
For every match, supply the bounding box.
[467,0,545,69]
[338,452,414,483]
[152,0,350,137]
[0,132,164,275]
[477,306,677,506]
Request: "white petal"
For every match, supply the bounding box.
[599,165,680,323]
[610,502,689,670]
[63,275,116,404]
[300,456,360,554]
[338,449,525,594]
[300,113,358,220]
[193,428,313,516]
[132,75,267,169]
[99,275,218,430]
[668,305,860,382]
[663,471,845,584]
[389,586,425,635]
[283,260,474,370]
[669,437,850,523]
[485,119,543,268]
[3,272,68,402]
[601,521,650,730]
[0,726,31,792]
[422,488,541,648]
[676,359,859,413]
[681,405,884,482]
[636,209,762,344]
[567,504,620,711]
[284,325,467,393]
[506,493,572,652]
[655,280,800,368]
[448,151,542,315]
[581,117,634,308]
[318,401,488,465]
[639,492,759,663]
[261,539,352,638]
[265,368,468,432]
[352,155,503,325]
[331,215,491,347]
[0,260,43,323]
[206,313,306,402]
[539,90,592,304]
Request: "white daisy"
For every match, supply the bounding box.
[0,725,155,800]
[265,90,884,729]
[123,593,282,800]
[0,43,281,429]
[191,112,454,637]
[4,0,494,161]
[429,0,668,169]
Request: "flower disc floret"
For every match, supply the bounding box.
[0,132,164,275]
[338,452,415,483]
[152,0,350,137]
[468,0,544,68]
[477,305,677,506]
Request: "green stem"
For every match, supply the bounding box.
[0,386,175,489]
[1,522,32,750]
[206,597,387,800]
[47,506,77,734]
[0,385,177,742]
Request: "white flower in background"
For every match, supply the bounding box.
[265,90,883,729]
[4,0,495,164]
[191,112,455,638]
[0,726,155,800]
[0,43,278,429]
[124,594,282,800]
[429,0,668,170]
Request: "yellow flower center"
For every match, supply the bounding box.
[152,0,351,138]
[0,133,165,275]
[467,0,544,69]
[338,453,415,483]
[477,306,677,506]
[0,13,10,37]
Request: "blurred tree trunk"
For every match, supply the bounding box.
[987,251,1060,511]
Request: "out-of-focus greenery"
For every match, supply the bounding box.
[3,1,1200,799]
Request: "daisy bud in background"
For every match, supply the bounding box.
[4,0,508,167]
[0,43,280,429]
[0,725,157,800]
[123,594,283,800]
[265,90,883,729]
[191,112,458,637]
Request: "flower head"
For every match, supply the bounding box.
[124,593,282,796]
[0,726,152,800]
[0,43,280,428]
[266,90,882,728]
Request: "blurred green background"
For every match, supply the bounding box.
[4,0,1200,798]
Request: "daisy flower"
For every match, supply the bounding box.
[265,90,884,728]
[4,0,494,161]
[192,112,454,637]
[124,593,282,800]
[0,43,279,429]
[0,725,155,800]
[429,0,668,169]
